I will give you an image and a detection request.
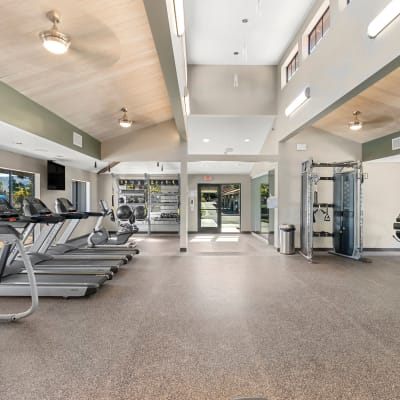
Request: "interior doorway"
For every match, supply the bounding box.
[198,184,241,233]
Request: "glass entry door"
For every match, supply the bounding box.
[199,185,220,232]
[198,184,241,233]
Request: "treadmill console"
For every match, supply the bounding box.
[23,198,52,216]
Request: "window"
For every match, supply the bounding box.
[0,168,34,211]
[286,52,299,82]
[308,7,330,54]
[72,180,88,212]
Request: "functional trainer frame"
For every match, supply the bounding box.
[300,159,364,263]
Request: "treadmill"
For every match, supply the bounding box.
[8,199,121,275]
[49,197,139,260]
[20,198,126,273]
[52,198,139,260]
[0,199,107,298]
[24,198,130,264]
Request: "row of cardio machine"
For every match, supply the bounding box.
[0,197,139,322]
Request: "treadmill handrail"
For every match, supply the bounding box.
[0,220,39,322]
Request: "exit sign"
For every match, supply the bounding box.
[204,175,212,181]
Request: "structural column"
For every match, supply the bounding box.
[179,160,188,252]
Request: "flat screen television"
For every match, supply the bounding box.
[47,160,65,190]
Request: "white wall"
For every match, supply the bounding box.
[188,65,277,115]
[273,0,400,143]
[278,127,362,247]
[363,162,400,249]
[0,148,98,239]
[188,174,251,232]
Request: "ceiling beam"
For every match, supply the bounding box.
[143,0,186,141]
[97,161,120,174]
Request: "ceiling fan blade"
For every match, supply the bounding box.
[363,116,395,127]
[71,35,120,69]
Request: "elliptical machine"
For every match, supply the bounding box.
[87,200,138,249]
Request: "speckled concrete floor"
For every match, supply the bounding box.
[1,234,400,400]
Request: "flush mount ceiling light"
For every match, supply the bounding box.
[39,11,71,54]
[368,0,400,38]
[203,138,210,143]
[173,0,185,37]
[119,107,133,128]
[285,87,311,116]
[349,111,363,131]
[184,87,191,115]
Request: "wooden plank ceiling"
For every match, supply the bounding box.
[0,0,173,141]
[313,67,400,143]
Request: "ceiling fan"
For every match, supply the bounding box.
[348,110,394,131]
[37,8,120,70]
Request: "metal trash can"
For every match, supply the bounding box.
[279,224,295,254]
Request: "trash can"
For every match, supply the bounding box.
[279,224,295,254]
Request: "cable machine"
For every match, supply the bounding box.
[300,159,365,263]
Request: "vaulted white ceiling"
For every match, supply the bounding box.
[185,0,316,65]
[187,115,274,155]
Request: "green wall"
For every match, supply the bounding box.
[362,131,400,161]
[0,82,101,159]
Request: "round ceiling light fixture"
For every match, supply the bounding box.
[203,138,210,143]
[39,11,71,55]
[349,110,363,131]
[119,107,133,128]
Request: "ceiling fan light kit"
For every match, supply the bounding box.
[39,11,71,54]
[349,111,363,131]
[119,107,133,128]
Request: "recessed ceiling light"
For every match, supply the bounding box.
[203,138,210,143]
[55,155,64,158]
[34,148,48,152]
[244,138,251,142]
[15,141,23,145]
[242,18,248,23]
[233,51,239,55]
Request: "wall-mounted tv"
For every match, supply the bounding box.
[47,160,65,190]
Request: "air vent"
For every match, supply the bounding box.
[392,137,400,150]
[73,132,83,148]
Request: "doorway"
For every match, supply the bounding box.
[198,184,241,233]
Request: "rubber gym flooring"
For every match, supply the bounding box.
[1,234,400,399]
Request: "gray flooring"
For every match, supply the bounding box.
[1,234,400,399]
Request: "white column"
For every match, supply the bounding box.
[179,160,188,252]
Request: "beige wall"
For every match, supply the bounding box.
[278,128,362,247]
[189,65,277,115]
[0,148,99,239]
[362,162,400,249]
[188,174,251,232]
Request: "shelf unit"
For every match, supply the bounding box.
[115,175,180,234]
[149,177,180,233]
[117,178,149,232]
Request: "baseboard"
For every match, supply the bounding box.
[364,248,400,252]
